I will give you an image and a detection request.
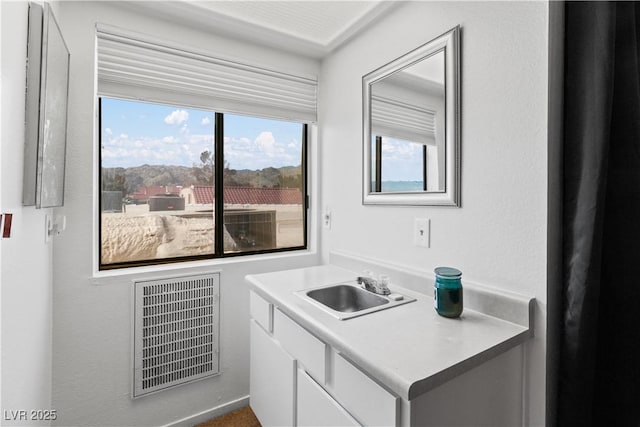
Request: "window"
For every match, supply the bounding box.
[95,27,316,270]
[370,135,440,192]
[99,97,307,269]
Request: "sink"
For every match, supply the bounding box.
[295,281,415,320]
[307,284,389,312]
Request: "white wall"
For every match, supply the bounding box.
[1,1,54,425]
[319,2,548,425]
[51,2,320,426]
[3,1,549,425]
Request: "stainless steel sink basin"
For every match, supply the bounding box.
[295,281,415,320]
[307,284,389,312]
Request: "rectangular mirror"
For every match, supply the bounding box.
[23,2,70,208]
[363,26,460,206]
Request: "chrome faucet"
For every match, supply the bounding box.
[357,276,391,295]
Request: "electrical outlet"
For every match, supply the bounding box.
[414,218,430,248]
[323,210,332,229]
[45,214,66,243]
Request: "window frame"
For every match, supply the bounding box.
[98,97,309,271]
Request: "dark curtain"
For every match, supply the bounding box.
[554,1,640,426]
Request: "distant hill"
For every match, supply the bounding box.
[230,166,302,188]
[102,164,302,195]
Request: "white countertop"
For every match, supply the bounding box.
[246,264,532,401]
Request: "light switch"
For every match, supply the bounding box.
[414,218,430,248]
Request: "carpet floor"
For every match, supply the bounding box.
[196,406,261,427]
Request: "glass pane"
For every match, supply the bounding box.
[100,97,215,266]
[371,136,429,192]
[223,114,305,253]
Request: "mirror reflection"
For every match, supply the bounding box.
[370,50,445,193]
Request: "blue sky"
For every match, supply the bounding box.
[100,97,425,181]
[100,97,303,170]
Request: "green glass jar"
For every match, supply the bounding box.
[434,267,463,318]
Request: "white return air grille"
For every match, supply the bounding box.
[133,273,220,398]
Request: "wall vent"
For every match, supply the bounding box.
[133,273,220,398]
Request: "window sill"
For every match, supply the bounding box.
[91,248,318,285]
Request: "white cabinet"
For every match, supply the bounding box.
[249,319,295,427]
[247,266,530,427]
[297,369,360,427]
[249,291,398,427]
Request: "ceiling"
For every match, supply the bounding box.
[125,1,399,58]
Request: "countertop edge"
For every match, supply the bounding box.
[406,329,531,399]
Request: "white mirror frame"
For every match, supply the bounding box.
[363,26,460,206]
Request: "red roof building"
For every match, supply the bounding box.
[131,185,183,202]
[183,186,302,205]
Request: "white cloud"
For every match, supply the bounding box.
[255,131,276,153]
[201,116,211,126]
[104,128,113,136]
[102,125,300,170]
[221,132,300,170]
[164,109,189,125]
[188,134,214,145]
[381,138,422,160]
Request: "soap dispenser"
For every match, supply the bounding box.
[434,267,463,318]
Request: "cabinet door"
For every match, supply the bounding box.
[298,369,361,427]
[333,352,398,427]
[250,320,295,427]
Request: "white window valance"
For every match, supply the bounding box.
[96,25,317,123]
[371,95,436,145]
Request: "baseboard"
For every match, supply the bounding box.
[161,395,250,427]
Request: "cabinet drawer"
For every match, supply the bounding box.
[250,291,272,332]
[274,308,326,382]
[297,369,360,427]
[333,352,398,427]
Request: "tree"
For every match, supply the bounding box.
[102,168,127,193]
[224,160,240,187]
[277,173,302,189]
[193,150,214,184]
